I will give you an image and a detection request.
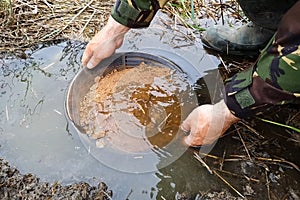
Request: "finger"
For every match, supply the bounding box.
[86,41,118,69]
[180,119,191,133]
[86,55,100,69]
[189,122,200,136]
[184,134,203,147]
[181,108,200,134]
[184,135,193,146]
[82,45,93,67]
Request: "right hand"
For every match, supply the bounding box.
[82,16,130,69]
[181,100,240,147]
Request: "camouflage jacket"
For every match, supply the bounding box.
[111,0,300,118]
[111,0,168,28]
[224,0,300,118]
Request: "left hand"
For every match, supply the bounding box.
[181,100,240,147]
[82,16,130,69]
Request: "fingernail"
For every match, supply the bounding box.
[180,125,189,134]
[86,62,94,69]
[181,126,188,132]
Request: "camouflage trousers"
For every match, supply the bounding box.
[225,0,300,118]
[238,0,298,30]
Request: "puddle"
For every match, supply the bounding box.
[0,18,222,199]
[1,11,299,200]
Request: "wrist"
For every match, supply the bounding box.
[217,100,240,127]
[106,16,130,34]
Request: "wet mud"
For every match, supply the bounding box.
[0,158,112,200]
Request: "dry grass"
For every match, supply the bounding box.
[0,0,244,56]
[0,0,114,54]
[166,0,243,29]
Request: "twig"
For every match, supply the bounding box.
[236,125,253,161]
[219,149,226,170]
[286,110,300,124]
[194,153,245,198]
[265,170,271,200]
[214,168,260,183]
[42,0,54,15]
[218,54,230,73]
[213,169,245,199]
[272,132,300,143]
[158,113,172,131]
[136,102,146,115]
[79,9,96,35]
[194,152,213,174]
[255,157,300,172]
[125,189,133,200]
[228,155,300,172]
[238,120,265,139]
[100,190,113,200]
[5,105,9,121]
[198,152,221,160]
[219,0,224,25]
[223,158,243,162]
[164,4,200,39]
[42,0,95,40]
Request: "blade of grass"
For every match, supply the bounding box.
[256,117,300,133]
[190,0,194,20]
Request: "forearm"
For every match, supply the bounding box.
[224,0,300,118]
[111,0,169,28]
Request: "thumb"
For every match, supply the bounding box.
[86,56,100,69]
[82,45,93,67]
[180,118,191,133]
[181,106,200,133]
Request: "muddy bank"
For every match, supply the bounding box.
[0,158,112,200]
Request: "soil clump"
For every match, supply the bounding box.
[0,158,112,200]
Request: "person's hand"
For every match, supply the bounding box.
[82,16,130,69]
[181,100,240,147]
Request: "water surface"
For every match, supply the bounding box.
[0,21,222,199]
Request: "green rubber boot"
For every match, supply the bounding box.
[201,22,274,56]
[201,0,297,56]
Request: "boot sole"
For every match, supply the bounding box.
[202,40,260,57]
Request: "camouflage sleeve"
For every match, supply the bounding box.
[111,0,169,28]
[224,0,300,119]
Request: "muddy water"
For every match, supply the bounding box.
[74,61,201,174]
[79,64,192,152]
